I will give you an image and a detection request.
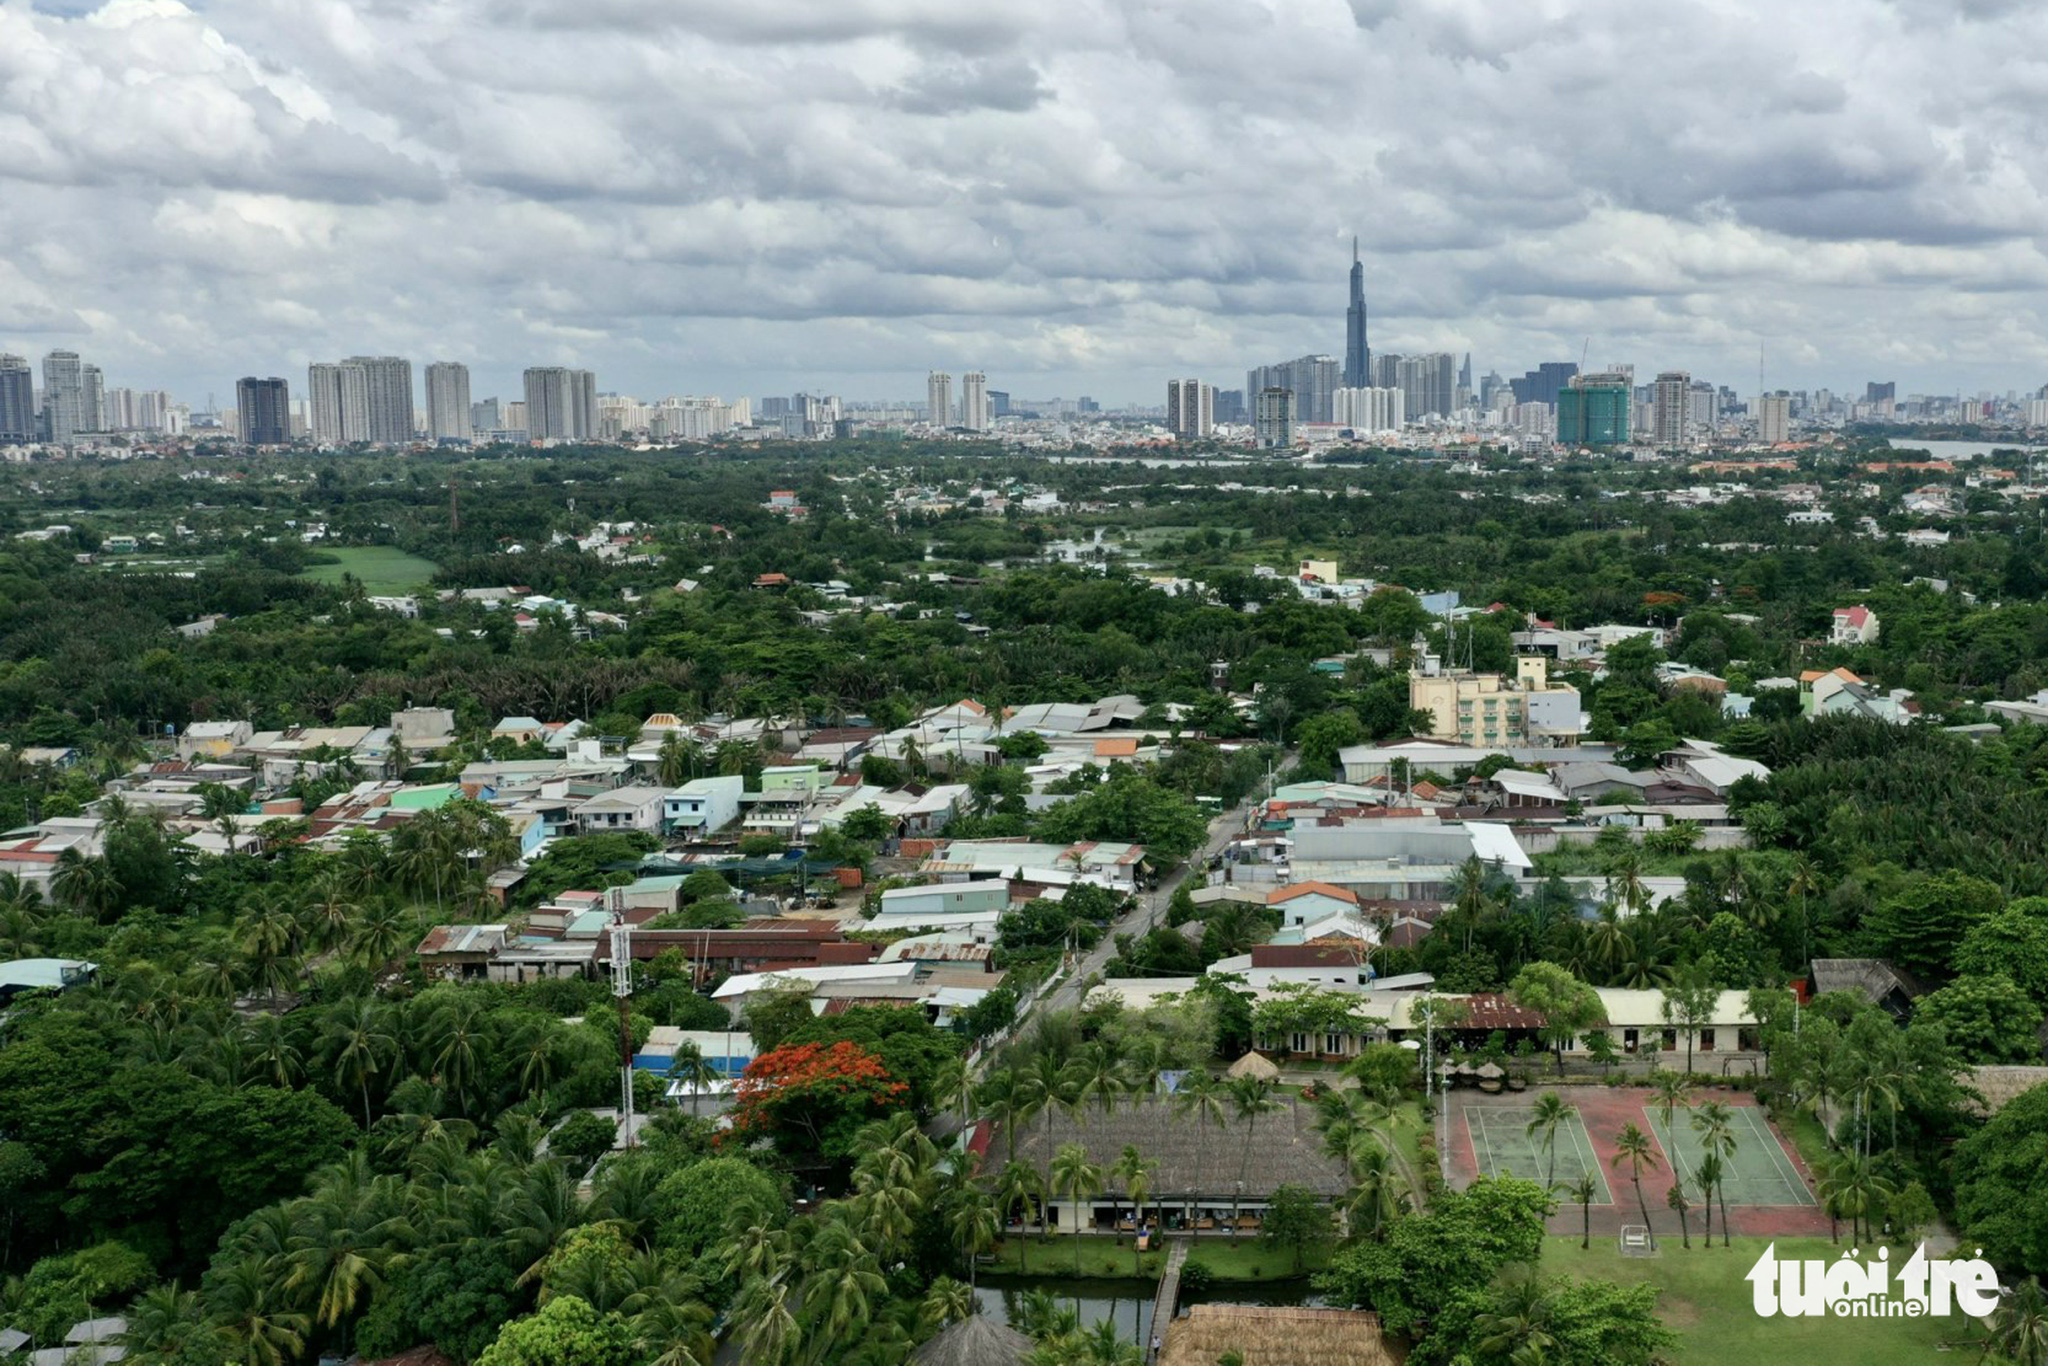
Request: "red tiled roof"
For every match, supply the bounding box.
[1266,881,1360,906]
[1250,943,1373,968]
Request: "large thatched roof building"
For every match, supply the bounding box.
[1965,1065,2048,1116]
[1157,1305,1394,1365]
[910,1314,1032,1366]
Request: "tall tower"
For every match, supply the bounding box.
[1653,371,1691,446]
[927,371,953,426]
[0,355,34,443]
[425,362,473,442]
[961,371,990,430]
[1343,237,1369,388]
[307,363,344,444]
[235,377,291,445]
[41,351,83,445]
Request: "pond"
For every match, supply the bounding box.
[973,1274,1326,1346]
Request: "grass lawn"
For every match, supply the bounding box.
[299,545,441,593]
[1543,1236,1970,1364]
[985,1237,1332,1282]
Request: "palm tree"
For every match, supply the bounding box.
[1526,1093,1572,1192]
[1050,1142,1105,1274]
[946,1187,998,1288]
[1341,1144,1408,1241]
[51,846,121,920]
[423,996,487,1116]
[1649,1070,1692,1140]
[1076,1042,1129,1123]
[1110,1145,1157,1272]
[242,1014,303,1087]
[348,901,411,971]
[994,1161,1045,1273]
[1667,1182,1692,1248]
[1691,1100,1738,1247]
[919,1276,975,1336]
[730,1274,800,1365]
[1694,1154,1722,1250]
[120,1283,214,1363]
[303,873,361,956]
[976,1069,1031,1166]
[1611,1122,1661,1250]
[204,1256,308,1366]
[665,1040,720,1113]
[1173,1070,1228,1227]
[1569,1172,1599,1249]
[1473,1274,1556,1362]
[1023,1051,1080,1168]
[1225,1076,1280,1242]
[513,1019,567,1102]
[800,1219,887,1359]
[285,1173,411,1347]
[1986,1276,2048,1366]
[324,1000,397,1128]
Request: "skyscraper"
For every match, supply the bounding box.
[307,363,345,444]
[1509,362,1579,407]
[41,351,83,445]
[425,362,474,442]
[1254,387,1295,448]
[523,367,598,441]
[927,372,953,426]
[1653,371,1692,446]
[1166,379,1214,439]
[341,356,415,444]
[0,355,33,443]
[1395,353,1457,419]
[960,372,991,430]
[1556,373,1631,446]
[1759,394,1791,444]
[1332,386,1403,432]
[1246,354,1339,424]
[235,377,291,445]
[79,364,105,434]
[1343,237,1369,388]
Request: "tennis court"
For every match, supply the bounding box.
[1467,1104,1614,1203]
[1645,1104,1814,1206]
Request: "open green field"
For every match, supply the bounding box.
[299,546,440,593]
[1542,1236,1967,1365]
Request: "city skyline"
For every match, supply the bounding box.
[6,1,2048,404]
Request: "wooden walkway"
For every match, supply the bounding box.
[1147,1238,1191,1355]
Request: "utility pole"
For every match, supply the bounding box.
[607,889,636,1147]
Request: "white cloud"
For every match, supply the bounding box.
[3,0,2048,402]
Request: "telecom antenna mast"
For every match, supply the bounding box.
[607,886,636,1146]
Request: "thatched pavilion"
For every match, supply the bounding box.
[1157,1304,1394,1365]
[909,1314,1033,1366]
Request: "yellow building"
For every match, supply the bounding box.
[1409,656,1581,746]
[1298,558,1340,584]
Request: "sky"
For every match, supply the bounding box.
[4,0,2048,408]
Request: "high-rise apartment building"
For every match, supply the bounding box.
[1246,354,1339,424]
[1332,386,1404,431]
[137,391,173,433]
[1653,371,1692,446]
[342,356,415,444]
[960,371,991,430]
[425,362,473,442]
[1509,362,1579,407]
[0,355,34,443]
[307,363,344,444]
[1758,393,1791,444]
[41,351,83,445]
[522,367,597,442]
[79,364,105,434]
[235,377,291,445]
[1165,379,1214,438]
[926,371,953,426]
[1254,387,1295,448]
[101,387,136,431]
[1343,237,1369,388]
[1394,353,1457,420]
[1689,381,1717,432]
[1866,381,1896,404]
[1556,373,1632,446]
[1213,389,1247,424]
[471,397,502,434]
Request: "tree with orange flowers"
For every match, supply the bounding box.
[730,1040,909,1166]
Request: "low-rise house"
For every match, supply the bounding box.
[1265,881,1359,928]
[872,881,1011,925]
[662,775,744,835]
[1988,689,2048,726]
[1831,604,1880,646]
[573,785,666,833]
[177,719,253,759]
[491,716,549,745]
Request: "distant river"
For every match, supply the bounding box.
[1886,437,2047,461]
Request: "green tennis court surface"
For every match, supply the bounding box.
[1645,1105,1814,1206]
[1468,1105,1614,1203]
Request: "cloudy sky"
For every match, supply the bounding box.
[4,0,2048,407]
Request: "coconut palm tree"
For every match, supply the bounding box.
[1691,1100,1739,1246]
[285,1170,412,1347]
[1611,1122,1661,1250]
[302,873,361,955]
[1649,1070,1692,1140]
[1667,1182,1693,1249]
[799,1219,886,1359]
[242,1014,303,1088]
[348,902,411,971]
[1172,1070,1228,1227]
[51,846,121,920]
[1110,1145,1157,1272]
[946,1186,999,1288]
[323,999,398,1129]
[993,1161,1045,1273]
[1569,1172,1599,1249]
[729,1274,800,1365]
[664,1040,720,1113]
[919,1276,975,1336]
[1986,1276,2048,1366]
[1341,1144,1408,1241]
[1050,1143,1105,1274]
[1473,1273,1556,1362]
[1226,1076,1280,1242]
[422,995,487,1117]
[119,1283,214,1363]
[1526,1092,1573,1192]
[977,1068,1031,1166]
[1076,1042,1129,1123]
[1022,1052,1081,1185]
[1694,1154,1722,1249]
[204,1256,308,1366]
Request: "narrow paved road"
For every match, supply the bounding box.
[1042,752,1291,1015]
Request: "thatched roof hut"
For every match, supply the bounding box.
[1965,1066,2048,1116]
[1000,1097,1347,1199]
[910,1314,1033,1366]
[1226,1050,1280,1081]
[1157,1305,1394,1365]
